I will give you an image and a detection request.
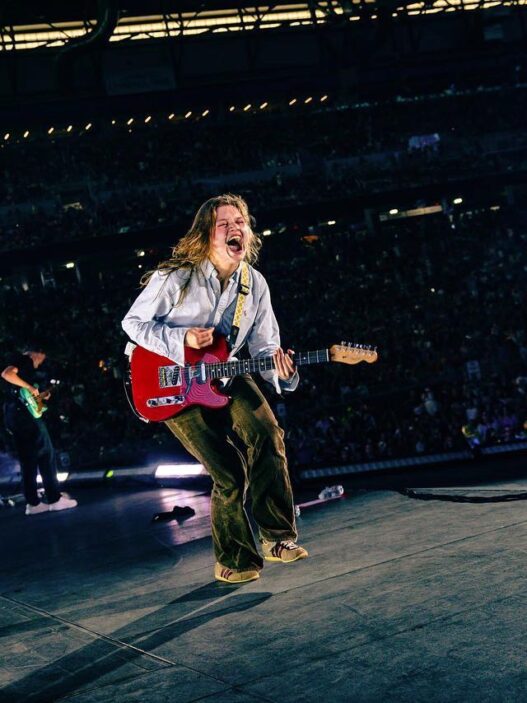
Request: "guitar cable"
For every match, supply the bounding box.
[122,360,150,423]
[396,487,527,503]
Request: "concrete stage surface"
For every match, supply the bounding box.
[1,472,526,703]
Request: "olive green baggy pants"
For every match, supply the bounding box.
[165,376,297,571]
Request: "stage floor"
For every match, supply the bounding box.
[1,471,527,702]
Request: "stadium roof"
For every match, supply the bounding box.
[2,0,524,51]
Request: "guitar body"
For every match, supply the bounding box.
[19,385,47,419]
[129,335,231,422]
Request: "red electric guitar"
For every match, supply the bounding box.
[128,334,378,422]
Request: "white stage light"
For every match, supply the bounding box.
[37,472,69,484]
[155,464,205,478]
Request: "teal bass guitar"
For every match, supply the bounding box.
[19,385,51,419]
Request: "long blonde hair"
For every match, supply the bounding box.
[141,194,261,294]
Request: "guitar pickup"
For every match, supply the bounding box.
[147,395,185,407]
[158,365,181,388]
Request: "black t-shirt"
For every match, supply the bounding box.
[2,353,37,405]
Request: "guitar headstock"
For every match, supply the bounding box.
[329,342,378,366]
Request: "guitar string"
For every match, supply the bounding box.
[169,346,373,384]
[203,349,330,379]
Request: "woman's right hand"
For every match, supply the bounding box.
[184,327,215,349]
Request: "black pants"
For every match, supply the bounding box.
[4,403,61,506]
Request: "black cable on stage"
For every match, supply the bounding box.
[396,487,527,503]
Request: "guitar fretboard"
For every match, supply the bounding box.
[204,349,330,380]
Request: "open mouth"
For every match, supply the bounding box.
[227,236,243,253]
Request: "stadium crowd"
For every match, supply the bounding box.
[1,202,526,473]
[2,84,527,253]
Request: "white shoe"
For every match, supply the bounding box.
[25,502,49,516]
[48,495,78,512]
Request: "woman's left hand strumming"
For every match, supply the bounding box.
[274,348,296,381]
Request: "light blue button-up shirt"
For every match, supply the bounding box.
[122,259,298,393]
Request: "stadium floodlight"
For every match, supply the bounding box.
[85,123,92,130]
[185,111,192,118]
[137,250,145,257]
[260,102,268,109]
[24,130,30,138]
[144,115,152,123]
[389,208,399,215]
[327,220,336,226]
[262,229,272,236]
[202,109,210,117]
[67,125,73,132]
[127,117,134,125]
[168,113,175,120]
[65,262,75,269]
[155,463,205,478]
[304,96,313,104]
[229,106,235,112]
[320,95,328,102]
[48,127,54,134]
[453,197,463,205]
[3,133,9,141]
[111,119,116,124]
[243,104,251,111]
[289,98,297,106]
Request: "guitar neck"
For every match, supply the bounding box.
[206,349,329,380]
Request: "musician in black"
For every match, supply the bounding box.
[1,348,77,515]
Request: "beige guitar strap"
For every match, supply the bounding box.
[227,261,250,349]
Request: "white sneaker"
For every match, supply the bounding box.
[25,502,49,516]
[48,495,78,512]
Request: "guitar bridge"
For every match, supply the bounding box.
[158,365,181,388]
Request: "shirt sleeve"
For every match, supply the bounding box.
[121,271,190,366]
[246,276,299,394]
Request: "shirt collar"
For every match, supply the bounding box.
[200,258,241,283]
